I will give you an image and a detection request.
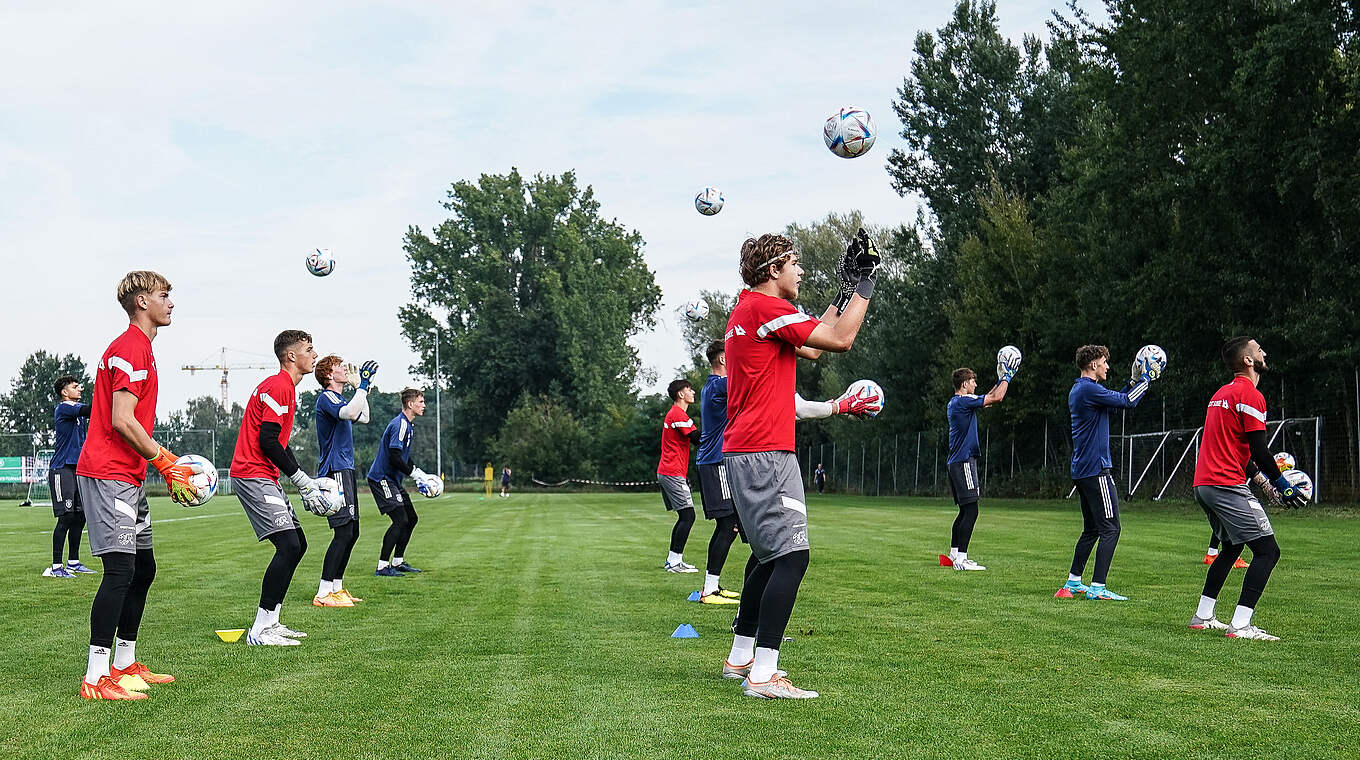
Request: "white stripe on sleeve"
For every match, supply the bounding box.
[1235,403,1267,423]
[107,356,148,383]
[260,392,287,416]
[756,312,812,338]
[1127,380,1148,403]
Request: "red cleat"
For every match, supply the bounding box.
[1203,553,1216,565]
[1233,557,1250,569]
[80,675,147,700]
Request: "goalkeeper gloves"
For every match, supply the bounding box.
[412,468,438,497]
[1271,475,1309,509]
[832,384,883,417]
[1132,356,1162,383]
[358,360,379,391]
[1251,472,1282,508]
[147,447,202,506]
[290,470,330,514]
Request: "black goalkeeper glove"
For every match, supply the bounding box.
[851,227,880,301]
[833,234,860,315]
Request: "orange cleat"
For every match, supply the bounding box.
[111,661,174,686]
[1203,553,1216,565]
[337,589,363,603]
[1233,557,1250,569]
[313,592,354,607]
[80,675,147,700]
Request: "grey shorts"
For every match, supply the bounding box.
[697,463,735,519]
[323,469,359,528]
[232,477,301,541]
[658,474,694,511]
[50,465,82,516]
[948,458,981,506]
[1194,484,1274,545]
[724,451,809,563]
[77,476,151,555]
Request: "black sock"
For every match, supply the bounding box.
[951,502,979,553]
[394,501,418,558]
[260,530,305,610]
[669,508,695,555]
[90,553,136,647]
[67,512,85,561]
[1238,535,1281,610]
[115,550,157,641]
[754,551,810,650]
[706,515,739,577]
[380,510,408,562]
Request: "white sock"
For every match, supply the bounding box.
[270,604,282,627]
[728,635,755,665]
[332,579,343,594]
[52,562,62,570]
[1230,605,1254,629]
[393,556,404,566]
[318,580,331,598]
[377,559,389,571]
[667,551,682,566]
[1091,582,1106,589]
[85,645,110,685]
[1196,595,1217,619]
[750,647,780,683]
[703,573,720,596]
[112,637,136,669]
[956,552,968,563]
[250,607,271,636]
[1207,547,1220,557]
[67,559,80,566]
[949,547,958,559]
[1068,573,1083,583]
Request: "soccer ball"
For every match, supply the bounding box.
[997,345,1023,369]
[846,379,885,418]
[419,475,444,499]
[306,248,336,277]
[823,107,876,158]
[1136,344,1168,374]
[174,454,218,507]
[694,187,724,216]
[312,477,346,516]
[1281,469,1313,501]
[1273,451,1296,472]
[683,299,710,321]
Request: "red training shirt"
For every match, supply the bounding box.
[230,369,297,481]
[722,289,820,453]
[657,405,695,477]
[1193,375,1267,487]
[77,324,159,486]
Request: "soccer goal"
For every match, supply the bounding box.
[1125,417,1321,502]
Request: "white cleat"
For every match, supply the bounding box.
[741,675,819,699]
[266,623,308,639]
[664,561,700,574]
[1226,624,1279,641]
[1189,615,1229,631]
[247,630,301,646]
[952,558,986,571]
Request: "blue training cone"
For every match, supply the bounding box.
[671,623,699,638]
[687,590,701,602]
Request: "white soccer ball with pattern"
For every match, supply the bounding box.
[313,477,345,516]
[846,379,885,418]
[418,474,443,499]
[694,187,724,216]
[1136,344,1168,373]
[1273,451,1296,472]
[306,248,336,277]
[683,299,710,322]
[997,345,1022,370]
[823,107,876,158]
[175,454,218,508]
[1281,469,1313,501]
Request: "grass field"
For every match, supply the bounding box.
[2,491,1358,759]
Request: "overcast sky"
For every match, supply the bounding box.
[2,0,1070,419]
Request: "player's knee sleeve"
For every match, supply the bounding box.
[388,509,409,529]
[676,508,695,528]
[405,508,418,530]
[296,529,308,558]
[1246,534,1280,568]
[131,550,157,589]
[777,549,810,579]
[100,553,136,589]
[270,531,304,563]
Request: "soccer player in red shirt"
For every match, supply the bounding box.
[1188,337,1308,640]
[720,231,875,699]
[75,271,202,700]
[230,330,334,646]
[658,378,701,572]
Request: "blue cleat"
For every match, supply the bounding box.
[66,560,97,574]
[42,566,76,578]
[392,562,422,573]
[1086,584,1128,601]
[374,566,405,577]
[1054,579,1090,598]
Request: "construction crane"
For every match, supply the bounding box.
[182,348,275,410]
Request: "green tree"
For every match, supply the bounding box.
[491,394,592,481]
[0,351,93,444]
[400,169,662,466]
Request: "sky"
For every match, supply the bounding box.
[1,0,1071,418]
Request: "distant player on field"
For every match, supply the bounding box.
[369,388,439,576]
[46,375,94,578]
[483,462,494,500]
[500,466,511,498]
[721,230,876,699]
[943,361,1015,571]
[813,463,826,495]
[659,378,701,573]
[76,271,201,700]
[1187,337,1307,640]
[311,355,379,607]
[1055,344,1158,601]
[232,330,336,646]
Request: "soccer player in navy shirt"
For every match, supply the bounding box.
[46,375,94,578]
[943,360,1014,572]
[312,356,377,606]
[368,388,439,576]
[1055,345,1158,601]
[696,341,742,604]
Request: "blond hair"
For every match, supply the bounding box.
[116,271,172,317]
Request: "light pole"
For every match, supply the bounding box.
[429,326,442,479]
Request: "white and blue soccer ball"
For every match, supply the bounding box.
[1136,344,1168,374]
[694,187,724,216]
[1282,468,1313,501]
[683,299,710,322]
[846,378,885,418]
[419,475,443,499]
[306,248,336,277]
[312,477,345,516]
[174,454,218,508]
[823,107,876,158]
[997,345,1023,369]
[1273,451,1296,472]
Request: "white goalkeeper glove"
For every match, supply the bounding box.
[290,470,330,515]
[411,468,438,497]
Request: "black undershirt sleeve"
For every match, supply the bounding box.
[687,429,702,446]
[1246,429,1283,481]
[387,447,414,476]
[259,421,301,477]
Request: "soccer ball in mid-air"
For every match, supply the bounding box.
[1273,451,1296,472]
[312,477,346,516]
[823,107,876,158]
[306,248,336,277]
[683,299,710,321]
[997,345,1022,369]
[1281,469,1313,501]
[846,379,885,418]
[175,454,218,507]
[1136,344,1168,374]
[694,187,724,216]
